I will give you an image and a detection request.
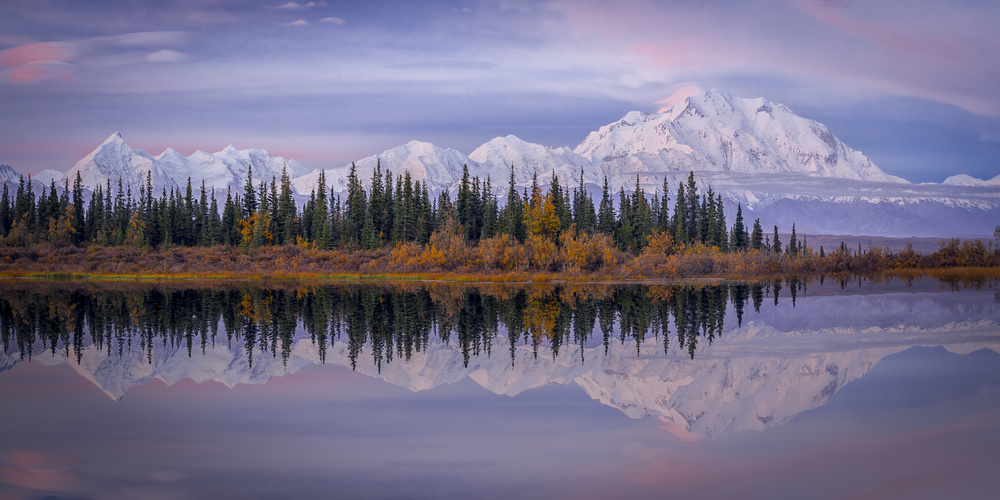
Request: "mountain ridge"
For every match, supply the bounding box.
[2,89,998,237]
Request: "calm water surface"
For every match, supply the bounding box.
[1,278,998,499]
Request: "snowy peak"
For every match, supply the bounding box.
[103,131,125,145]
[295,140,480,196]
[943,173,1000,186]
[67,133,308,196]
[0,163,20,184]
[574,89,906,183]
[469,135,592,188]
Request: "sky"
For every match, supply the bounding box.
[0,0,998,184]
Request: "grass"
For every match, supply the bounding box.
[0,242,997,284]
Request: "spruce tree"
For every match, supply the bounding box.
[597,176,616,235]
[750,218,764,251]
[730,204,747,251]
[242,164,256,219]
[673,183,687,244]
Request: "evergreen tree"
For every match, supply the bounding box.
[714,194,728,251]
[750,218,764,251]
[481,176,498,239]
[500,164,526,243]
[730,204,747,251]
[312,171,329,248]
[788,223,798,257]
[242,164,256,219]
[550,174,571,233]
[673,183,687,244]
[221,188,238,246]
[772,225,782,254]
[277,167,296,244]
[658,177,672,234]
[571,169,596,235]
[0,183,9,237]
[205,189,220,246]
[344,163,366,248]
[597,176,616,235]
[685,171,699,243]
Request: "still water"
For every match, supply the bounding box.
[1,278,998,499]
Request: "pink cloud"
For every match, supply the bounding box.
[798,0,969,63]
[551,0,1000,117]
[0,32,192,85]
[626,42,701,70]
[655,84,702,113]
[9,61,77,83]
[0,42,75,68]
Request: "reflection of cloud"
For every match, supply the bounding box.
[655,416,701,444]
[0,449,84,491]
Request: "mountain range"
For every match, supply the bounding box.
[3,89,998,237]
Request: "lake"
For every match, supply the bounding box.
[1,277,998,499]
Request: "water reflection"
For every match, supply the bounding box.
[1,282,738,368]
[1,278,998,438]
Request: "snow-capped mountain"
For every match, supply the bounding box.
[943,173,1000,187]
[469,135,594,187]
[291,140,486,196]
[575,89,905,183]
[0,164,19,184]
[64,132,308,196]
[4,89,999,236]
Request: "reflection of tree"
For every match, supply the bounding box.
[4,278,896,371]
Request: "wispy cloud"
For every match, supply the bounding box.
[320,17,345,25]
[387,60,496,70]
[269,2,328,10]
[280,19,309,27]
[145,50,187,64]
[0,31,191,84]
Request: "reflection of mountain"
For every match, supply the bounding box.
[4,286,997,438]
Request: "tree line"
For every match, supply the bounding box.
[0,164,810,258]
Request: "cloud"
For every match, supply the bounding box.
[146,50,187,63]
[551,1,1000,118]
[270,1,327,10]
[0,31,192,84]
[656,84,701,112]
[280,19,309,27]
[816,0,857,8]
[387,60,497,70]
[979,132,1000,144]
[107,31,190,47]
[320,17,346,25]
[0,42,77,67]
[9,61,77,83]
